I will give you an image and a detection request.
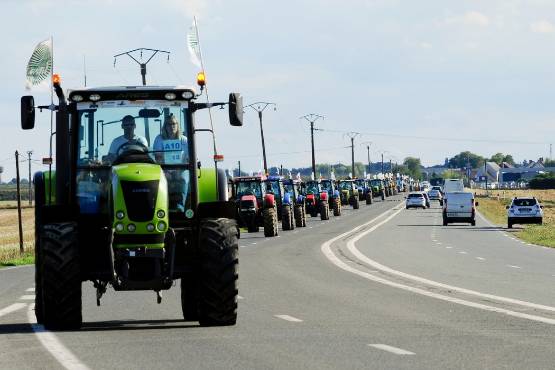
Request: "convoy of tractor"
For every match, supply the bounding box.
[19,50,416,331]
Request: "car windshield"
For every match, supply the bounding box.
[75,100,191,214]
[236,182,262,198]
[513,198,537,206]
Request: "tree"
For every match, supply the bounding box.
[502,154,515,166]
[448,151,485,169]
[489,153,504,164]
[544,158,555,167]
[403,157,422,180]
[442,169,463,179]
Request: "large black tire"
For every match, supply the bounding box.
[301,205,307,227]
[353,197,360,210]
[263,208,278,237]
[471,219,476,226]
[366,192,372,205]
[247,221,259,233]
[294,204,304,227]
[443,218,448,226]
[41,222,82,330]
[197,218,238,326]
[332,198,341,216]
[320,201,330,220]
[282,205,294,231]
[33,173,45,324]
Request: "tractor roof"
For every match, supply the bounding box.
[233,175,266,182]
[68,85,197,103]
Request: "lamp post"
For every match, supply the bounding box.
[246,102,276,175]
[300,113,324,178]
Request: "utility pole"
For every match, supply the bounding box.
[550,143,553,161]
[381,153,384,174]
[238,160,241,177]
[27,150,33,206]
[389,159,392,173]
[345,132,359,178]
[246,102,276,175]
[15,151,23,254]
[113,48,170,86]
[361,141,372,176]
[300,113,324,178]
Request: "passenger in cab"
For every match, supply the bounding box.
[153,114,188,164]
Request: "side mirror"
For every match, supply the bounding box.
[21,96,35,130]
[540,205,544,209]
[475,202,479,207]
[228,93,243,126]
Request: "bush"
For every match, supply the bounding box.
[529,172,555,189]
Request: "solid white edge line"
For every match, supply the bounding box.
[26,288,35,292]
[346,211,555,314]
[368,344,415,355]
[0,303,27,318]
[320,204,555,325]
[274,314,303,322]
[27,304,90,370]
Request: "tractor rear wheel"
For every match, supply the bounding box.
[320,201,330,220]
[366,193,373,205]
[247,221,259,233]
[282,205,293,231]
[353,197,360,210]
[332,198,341,216]
[294,204,303,227]
[197,218,239,326]
[263,208,278,237]
[301,205,307,226]
[381,190,386,200]
[41,222,82,330]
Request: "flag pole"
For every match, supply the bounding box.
[49,35,54,203]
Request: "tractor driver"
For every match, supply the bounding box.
[106,115,148,161]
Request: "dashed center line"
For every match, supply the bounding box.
[476,257,486,261]
[507,265,522,269]
[274,314,303,322]
[368,344,415,355]
[26,288,35,292]
[0,303,27,318]
[445,246,452,249]
[19,295,35,300]
[458,251,467,254]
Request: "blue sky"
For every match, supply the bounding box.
[1,0,555,180]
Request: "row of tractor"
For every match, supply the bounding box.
[229,174,407,237]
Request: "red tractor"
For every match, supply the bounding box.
[302,180,330,220]
[233,175,279,237]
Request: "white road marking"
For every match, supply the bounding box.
[27,304,90,370]
[239,245,248,248]
[251,242,257,245]
[26,288,35,292]
[309,226,313,229]
[368,344,415,355]
[0,303,27,318]
[238,295,244,300]
[321,203,555,325]
[436,242,442,245]
[274,314,303,322]
[445,246,452,249]
[458,251,467,254]
[507,265,522,269]
[476,257,486,261]
[19,295,35,300]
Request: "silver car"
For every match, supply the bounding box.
[406,192,426,209]
[507,197,543,228]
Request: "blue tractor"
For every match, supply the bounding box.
[320,179,342,216]
[283,178,307,228]
[266,176,295,231]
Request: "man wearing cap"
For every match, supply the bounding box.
[107,115,148,160]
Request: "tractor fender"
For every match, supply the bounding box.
[333,189,340,198]
[306,194,315,203]
[283,192,292,205]
[240,194,258,209]
[264,193,275,208]
[296,194,305,204]
[320,192,328,201]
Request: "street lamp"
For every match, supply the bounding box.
[245,102,276,175]
[361,141,372,176]
[300,113,324,178]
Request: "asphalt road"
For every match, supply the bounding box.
[2,195,555,369]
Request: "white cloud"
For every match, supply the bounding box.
[530,20,555,33]
[419,42,432,49]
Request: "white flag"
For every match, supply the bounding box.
[25,38,52,89]
[187,20,202,68]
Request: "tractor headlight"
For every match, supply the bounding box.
[71,94,83,102]
[89,94,101,102]
[182,91,194,99]
[146,223,155,232]
[164,92,176,100]
[157,221,167,231]
[115,223,124,232]
[116,211,125,220]
[127,224,136,232]
[156,210,165,218]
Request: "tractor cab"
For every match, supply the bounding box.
[338,179,360,209]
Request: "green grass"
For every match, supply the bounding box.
[0,250,34,268]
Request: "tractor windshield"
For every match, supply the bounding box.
[305,181,320,194]
[355,180,365,189]
[339,182,352,191]
[75,100,191,214]
[321,180,333,193]
[266,181,282,198]
[236,181,263,198]
[370,180,382,187]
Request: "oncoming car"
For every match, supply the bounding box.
[406,192,426,209]
[507,197,544,229]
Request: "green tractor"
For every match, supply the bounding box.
[354,178,373,205]
[338,180,360,209]
[22,76,243,330]
[370,179,386,201]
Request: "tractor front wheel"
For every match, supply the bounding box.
[41,222,82,330]
[294,204,305,227]
[332,198,341,216]
[353,197,360,210]
[366,193,373,205]
[263,208,279,237]
[197,218,239,326]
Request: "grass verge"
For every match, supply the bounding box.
[0,249,34,268]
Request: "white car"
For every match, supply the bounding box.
[406,192,426,209]
[507,197,543,228]
[428,188,442,202]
